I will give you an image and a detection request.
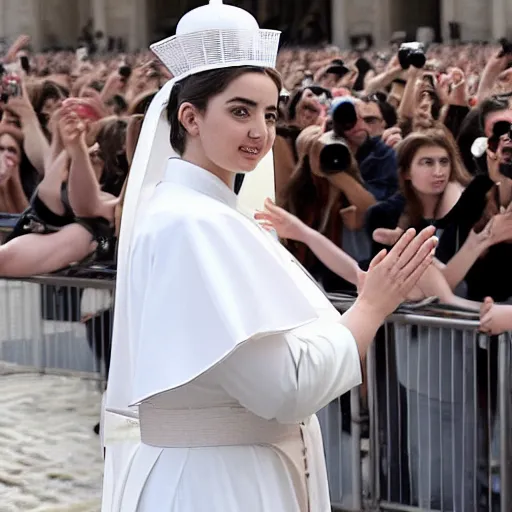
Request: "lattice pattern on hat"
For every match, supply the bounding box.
[151,29,280,79]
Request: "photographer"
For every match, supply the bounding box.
[274,85,330,200]
[331,96,398,202]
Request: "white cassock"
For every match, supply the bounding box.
[102,158,362,511]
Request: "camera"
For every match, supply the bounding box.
[498,38,512,57]
[398,42,426,70]
[330,96,358,134]
[310,130,352,176]
[119,65,132,80]
[488,121,512,178]
[0,65,21,103]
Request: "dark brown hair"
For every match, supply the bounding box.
[96,118,128,196]
[397,128,472,227]
[166,66,282,155]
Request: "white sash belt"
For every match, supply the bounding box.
[139,402,301,448]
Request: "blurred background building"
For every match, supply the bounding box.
[0,0,508,52]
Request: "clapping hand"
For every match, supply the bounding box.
[357,227,437,318]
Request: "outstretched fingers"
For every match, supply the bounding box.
[399,236,438,292]
[387,226,436,275]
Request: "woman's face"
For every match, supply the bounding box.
[407,145,451,197]
[189,72,278,174]
[0,133,20,185]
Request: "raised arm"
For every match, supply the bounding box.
[255,199,361,285]
[59,108,116,222]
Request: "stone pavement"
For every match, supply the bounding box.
[0,369,104,512]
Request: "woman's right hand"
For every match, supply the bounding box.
[357,227,437,319]
[254,198,309,242]
[59,110,86,150]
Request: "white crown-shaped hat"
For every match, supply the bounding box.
[150,0,280,80]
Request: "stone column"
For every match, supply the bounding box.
[440,0,457,42]
[129,0,149,51]
[331,0,349,49]
[78,0,92,31]
[92,0,108,37]
[31,0,43,51]
[0,0,6,43]
[491,0,506,41]
[374,0,391,47]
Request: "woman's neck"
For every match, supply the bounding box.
[418,192,440,220]
[419,181,463,220]
[181,147,235,189]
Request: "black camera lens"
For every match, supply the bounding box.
[319,143,351,174]
[410,52,426,69]
[331,99,358,134]
[398,43,426,70]
[119,65,132,79]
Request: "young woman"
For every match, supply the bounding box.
[102,3,437,511]
[365,128,512,509]
[0,126,30,214]
[0,104,129,277]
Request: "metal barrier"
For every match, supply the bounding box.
[324,295,512,512]
[0,274,510,512]
[0,273,114,381]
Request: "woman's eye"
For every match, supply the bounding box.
[440,158,450,165]
[232,107,249,118]
[266,113,278,124]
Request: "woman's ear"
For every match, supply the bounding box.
[178,102,200,137]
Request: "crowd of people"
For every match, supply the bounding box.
[1,31,512,509]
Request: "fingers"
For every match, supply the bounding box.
[381,227,426,271]
[372,228,400,246]
[400,238,437,292]
[385,134,402,148]
[479,302,493,332]
[254,211,273,222]
[480,297,494,318]
[389,226,437,274]
[369,249,387,270]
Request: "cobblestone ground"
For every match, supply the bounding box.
[0,369,103,512]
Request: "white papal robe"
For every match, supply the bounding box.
[102,159,362,511]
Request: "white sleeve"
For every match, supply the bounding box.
[211,319,362,424]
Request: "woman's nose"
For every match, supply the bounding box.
[248,116,266,139]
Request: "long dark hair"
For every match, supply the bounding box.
[280,125,343,265]
[166,66,282,155]
[96,118,128,197]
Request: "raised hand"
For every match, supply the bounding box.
[254,198,309,242]
[59,110,86,150]
[357,227,437,318]
[480,297,512,335]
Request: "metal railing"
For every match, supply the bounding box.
[0,271,114,381]
[0,273,509,512]
[325,294,512,512]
